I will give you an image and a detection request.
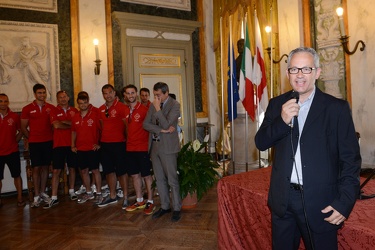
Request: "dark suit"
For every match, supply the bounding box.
[255,88,361,241]
[143,97,181,211]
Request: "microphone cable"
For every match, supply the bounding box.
[290,125,315,250]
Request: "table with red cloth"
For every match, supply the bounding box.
[217,167,375,250]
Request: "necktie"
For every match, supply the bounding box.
[292,118,299,154]
[160,103,163,110]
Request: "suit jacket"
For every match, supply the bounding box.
[255,88,361,233]
[143,97,180,154]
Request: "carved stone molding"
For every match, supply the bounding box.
[120,0,191,11]
[314,0,345,99]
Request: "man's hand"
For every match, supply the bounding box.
[321,205,346,225]
[153,96,161,111]
[281,99,300,125]
[161,126,176,133]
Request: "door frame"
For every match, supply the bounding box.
[113,11,200,141]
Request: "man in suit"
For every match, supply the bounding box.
[255,47,361,250]
[143,82,182,222]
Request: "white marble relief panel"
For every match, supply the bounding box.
[314,0,345,99]
[0,0,57,13]
[0,21,60,111]
[120,0,190,11]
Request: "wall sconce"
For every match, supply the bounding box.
[336,7,366,55]
[264,26,288,64]
[93,39,101,75]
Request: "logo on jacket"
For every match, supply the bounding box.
[134,113,141,122]
[7,118,14,126]
[87,119,94,126]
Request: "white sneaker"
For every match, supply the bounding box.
[39,192,50,203]
[91,185,97,194]
[101,184,108,190]
[69,192,78,201]
[75,185,86,195]
[116,189,124,198]
[31,197,41,208]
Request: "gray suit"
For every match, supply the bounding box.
[143,97,181,211]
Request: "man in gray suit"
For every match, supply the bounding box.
[143,82,182,222]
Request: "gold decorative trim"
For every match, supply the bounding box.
[105,0,114,85]
[197,0,208,118]
[139,54,181,68]
[70,0,81,106]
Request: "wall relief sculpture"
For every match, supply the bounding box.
[0,21,60,111]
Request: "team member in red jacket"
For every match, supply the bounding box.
[140,87,151,108]
[97,84,128,208]
[21,83,54,208]
[123,85,155,215]
[0,94,24,207]
[71,92,102,204]
[44,90,79,209]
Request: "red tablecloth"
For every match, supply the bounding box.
[217,167,375,250]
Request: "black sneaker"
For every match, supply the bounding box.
[97,197,118,207]
[152,208,171,219]
[43,199,59,209]
[171,211,181,222]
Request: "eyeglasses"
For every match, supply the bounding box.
[287,67,316,74]
[105,108,109,118]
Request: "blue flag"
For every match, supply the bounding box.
[227,41,239,121]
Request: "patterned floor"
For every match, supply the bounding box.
[0,186,218,250]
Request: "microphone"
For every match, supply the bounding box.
[290,91,300,103]
[289,91,299,128]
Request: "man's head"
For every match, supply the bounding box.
[153,82,169,103]
[123,84,138,105]
[33,83,47,102]
[56,90,69,107]
[77,91,89,100]
[77,91,90,111]
[101,84,116,104]
[286,47,321,99]
[0,93,9,112]
[237,39,244,54]
[140,87,150,105]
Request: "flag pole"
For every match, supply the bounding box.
[220,16,226,176]
[256,9,264,168]
[270,5,273,99]
[244,14,249,172]
[267,4,273,166]
[229,15,236,175]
